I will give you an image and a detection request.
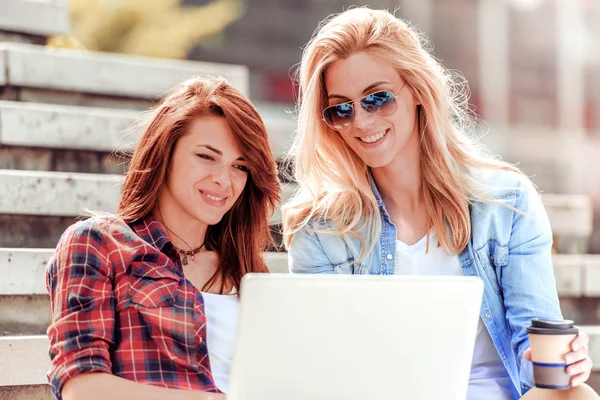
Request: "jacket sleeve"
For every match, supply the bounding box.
[288,227,336,274]
[501,177,563,393]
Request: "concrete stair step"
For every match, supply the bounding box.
[1,169,591,238]
[554,255,600,297]
[0,384,50,400]
[543,194,593,254]
[0,169,122,217]
[0,252,287,336]
[2,250,597,297]
[0,336,49,386]
[1,327,598,392]
[0,100,295,159]
[0,251,282,336]
[0,0,68,37]
[0,100,139,153]
[0,249,287,297]
[0,250,598,335]
[0,43,248,100]
[0,169,295,224]
[543,194,594,239]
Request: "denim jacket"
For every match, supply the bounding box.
[288,169,563,399]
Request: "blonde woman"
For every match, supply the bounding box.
[283,7,593,399]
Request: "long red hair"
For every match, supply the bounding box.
[118,76,281,292]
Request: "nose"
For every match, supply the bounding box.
[211,164,232,189]
[352,103,377,130]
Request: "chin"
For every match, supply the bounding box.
[365,161,386,169]
[190,212,224,226]
[362,155,395,169]
[205,215,226,226]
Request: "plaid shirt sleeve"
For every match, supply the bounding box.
[46,219,116,399]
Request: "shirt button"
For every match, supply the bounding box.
[386,254,393,260]
[485,313,491,319]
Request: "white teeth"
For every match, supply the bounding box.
[205,193,224,201]
[359,130,386,143]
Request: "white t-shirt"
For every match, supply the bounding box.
[201,291,239,393]
[395,232,513,400]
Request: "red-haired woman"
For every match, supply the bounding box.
[46,76,281,400]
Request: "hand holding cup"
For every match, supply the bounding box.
[525,319,593,389]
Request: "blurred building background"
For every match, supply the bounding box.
[1,1,600,396]
[49,0,600,252]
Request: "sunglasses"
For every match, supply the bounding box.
[322,83,406,131]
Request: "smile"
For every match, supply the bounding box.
[357,129,389,144]
[205,193,224,201]
[199,190,228,205]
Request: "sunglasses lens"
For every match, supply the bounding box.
[323,103,354,130]
[361,91,397,116]
[323,91,398,130]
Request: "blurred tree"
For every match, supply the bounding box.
[48,0,244,59]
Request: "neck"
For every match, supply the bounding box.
[154,199,208,252]
[370,126,423,215]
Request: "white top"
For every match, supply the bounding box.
[201,291,239,394]
[395,232,513,400]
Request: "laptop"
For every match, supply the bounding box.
[227,274,484,400]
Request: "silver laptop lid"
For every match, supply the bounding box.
[228,274,484,400]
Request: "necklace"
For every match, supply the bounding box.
[173,242,205,265]
[155,209,205,266]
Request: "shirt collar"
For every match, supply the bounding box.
[368,169,393,224]
[368,170,385,209]
[130,213,172,252]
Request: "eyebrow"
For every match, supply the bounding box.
[327,81,390,100]
[196,144,246,161]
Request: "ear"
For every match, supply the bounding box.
[413,93,422,106]
[409,86,421,106]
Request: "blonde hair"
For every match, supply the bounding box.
[282,7,522,260]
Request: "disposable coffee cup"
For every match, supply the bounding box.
[527,318,579,390]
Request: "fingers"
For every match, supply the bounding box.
[567,356,592,387]
[566,346,589,365]
[571,331,590,352]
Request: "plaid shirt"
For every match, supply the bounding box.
[46,214,219,399]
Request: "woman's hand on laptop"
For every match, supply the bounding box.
[524,331,593,387]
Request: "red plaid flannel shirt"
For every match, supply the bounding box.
[46,214,219,399]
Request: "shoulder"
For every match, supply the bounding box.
[468,168,549,247]
[57,214,131,249]
[469,167,543,216]
[469,167,536,202]
[48,217,122,280]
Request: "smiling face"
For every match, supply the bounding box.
[159,115,249,227]
[323,51,421,169]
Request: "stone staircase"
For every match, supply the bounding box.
[0,1,597,398]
